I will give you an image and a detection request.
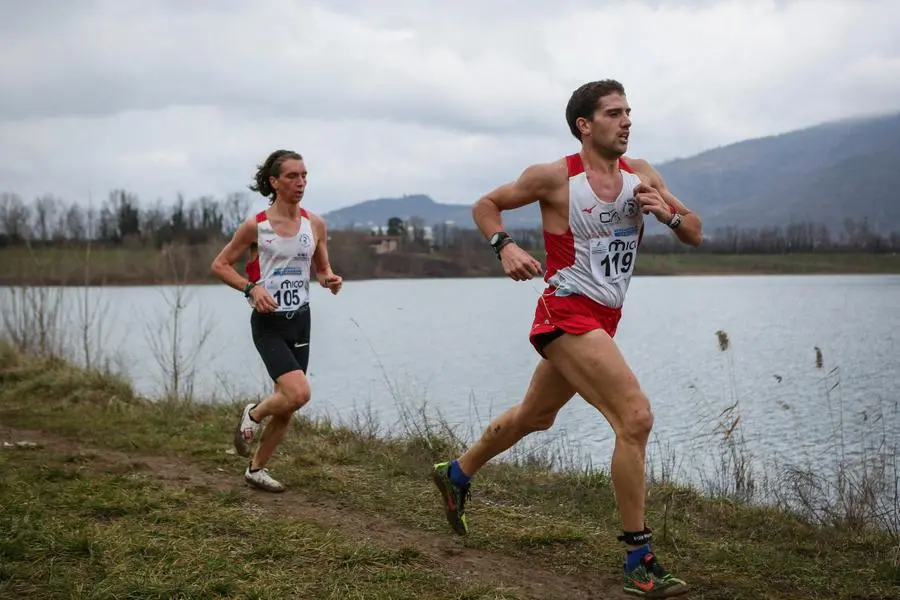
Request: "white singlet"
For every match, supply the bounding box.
[248,208,316,312]
[543,153,645,309]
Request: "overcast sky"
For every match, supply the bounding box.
[2,0,899,217]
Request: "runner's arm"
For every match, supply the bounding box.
[310,213,336,281]
[471,162,557,241]
[210,217,258,292]
[628,158,703,247]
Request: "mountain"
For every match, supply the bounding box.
[322,112,900,234]
[654,111,900,234]
[320,193,539,231]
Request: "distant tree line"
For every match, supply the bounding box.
[0,190,251,248]
[1,190,898,259]
[639,219,900,254]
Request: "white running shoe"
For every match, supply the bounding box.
[244,466,285,493]
[233,403,260,457]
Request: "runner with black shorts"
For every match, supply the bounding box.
[211,149,343,492]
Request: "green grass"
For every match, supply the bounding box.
[633,251,900,275]
[1,346,899,599]
[0,448,513,600]
[2,244,899,287]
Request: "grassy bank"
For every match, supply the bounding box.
[1,345,898,599]
[2,244,900,286]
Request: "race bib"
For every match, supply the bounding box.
[590,233,639,284]
[262,268,308,312]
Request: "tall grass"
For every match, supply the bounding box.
[772,356,900,541]
[335,320,900,540]
[141,246,216,402]
[1,271,897,541]
[1,242,71,359]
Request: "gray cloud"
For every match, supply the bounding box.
[1,0,898,213]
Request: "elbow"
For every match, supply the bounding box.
[688,227,703,248]
[471,196,496,225]
[687,215,703,247]
[210,257,225,279]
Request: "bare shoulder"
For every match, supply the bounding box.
[305,210,327,235]
[235,214,259,241]
[521,158,568,191]
[621,156,663,186]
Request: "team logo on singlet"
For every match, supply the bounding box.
[300,232,312,246]
[585,205,621,225]
[623,198,639,219]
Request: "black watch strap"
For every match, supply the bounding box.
[243,281,256,297]
[489,231,515,258]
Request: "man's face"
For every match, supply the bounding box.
[584,92,632,157]
[271,158,308,203]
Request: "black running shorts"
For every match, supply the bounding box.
[250,304,311,381]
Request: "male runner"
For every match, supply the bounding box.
[430,80,702,597]
[211,149,343,493]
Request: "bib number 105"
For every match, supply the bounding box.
[264,276,307,311]
[273,287,302,308]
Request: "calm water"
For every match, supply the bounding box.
[4,275,899,489]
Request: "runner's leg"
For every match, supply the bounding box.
[432,356,575,536]
[251,372,310,470]
[458,358,576,475]
[543,328,651,536]
[542,328,688,596]
[248,306,311,422]
[236,310,311,492]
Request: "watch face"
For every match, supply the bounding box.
[490,233,501,246]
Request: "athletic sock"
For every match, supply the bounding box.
[248,463,260,473]
[624,544,651,572]
[448,459,471,488]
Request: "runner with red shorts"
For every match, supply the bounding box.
[430,80,703,597]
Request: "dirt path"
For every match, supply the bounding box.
[1,426,628,600]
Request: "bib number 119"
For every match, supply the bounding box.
[599,250,633,278]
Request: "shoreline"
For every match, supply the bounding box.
[1,343,897,599]
[2,249,899,287]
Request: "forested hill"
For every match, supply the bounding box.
[322,112,900,235]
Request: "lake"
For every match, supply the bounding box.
[3,274,899,493]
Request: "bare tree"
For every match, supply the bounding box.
[142,247,216,401]
[0,192,32,241]
[223,192,251,234]
[32,194,61,241]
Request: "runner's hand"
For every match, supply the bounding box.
[250,285,278,312]
[318,271,343,295]
[500,243,543,281]
[634,182,673,223]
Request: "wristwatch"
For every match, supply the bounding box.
[242,281,256,297]
[667,212,682,229]
[489,231,515,258]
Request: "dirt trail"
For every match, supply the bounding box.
[1,426,628,600]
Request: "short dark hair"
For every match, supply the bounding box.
[249,149,303,202]
[565,79,626,141]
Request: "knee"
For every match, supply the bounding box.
[281,379,311,412]
[514,406,557,435]
[616,392,654,444]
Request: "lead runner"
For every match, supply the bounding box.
[430,79,702,597]
[211,149,343,493]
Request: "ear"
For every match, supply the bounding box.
[576,116,591,136]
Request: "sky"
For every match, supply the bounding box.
[2,0,899,218]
